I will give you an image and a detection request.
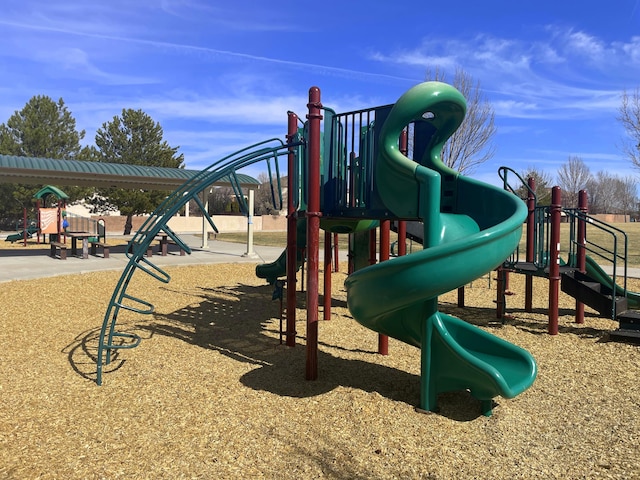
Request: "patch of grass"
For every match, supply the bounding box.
[216,221,640,267]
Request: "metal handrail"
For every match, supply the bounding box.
[498,166,537,202]
[565,210,628,317]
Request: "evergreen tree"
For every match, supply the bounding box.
[92,109,184,234]
[0,96,90,219]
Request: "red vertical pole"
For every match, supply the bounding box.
[36,200,41,244]
[458,286,465,308]
[525,177,536,312]
[286,111,298,347]
[305,87,322,380]
[548,186,562,335]
[333,233,339,272]
[22,207,28,246]
[397,222,407,256]
[575,189,588,324]
[378,220,390,355]
[496,267,504,319]
[323,230,332,321]
[368,229,377,265]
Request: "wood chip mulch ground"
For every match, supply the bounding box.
[1,257,639,479]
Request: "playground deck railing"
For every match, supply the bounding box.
[499,165,630,319]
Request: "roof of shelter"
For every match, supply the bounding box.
[0,155,259,191]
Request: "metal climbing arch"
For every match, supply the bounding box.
[95,138,294,385]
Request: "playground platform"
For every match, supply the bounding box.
[0,234,295,283]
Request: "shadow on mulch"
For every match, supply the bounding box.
[440,300,612,340]
[63,323,154,382]
[127,283,489,421]
[63,281,517,421]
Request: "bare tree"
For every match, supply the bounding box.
[255,172,285,216]
[556,156,592,208]
[425,67,496,174]
[617,176,638,216]
[591,172,639,215]
[618,89,640,169]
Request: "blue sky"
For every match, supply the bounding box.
[2,0,640,188]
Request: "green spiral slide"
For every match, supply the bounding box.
[345,82,537,415]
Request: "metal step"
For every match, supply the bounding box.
[561,271,628,319]
[609,328,640,344]
[617,310,640,330]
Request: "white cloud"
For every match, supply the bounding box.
[370,26,640,121]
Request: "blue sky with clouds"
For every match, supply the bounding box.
[2,0,640,187]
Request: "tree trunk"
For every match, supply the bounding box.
[123,214,133,235]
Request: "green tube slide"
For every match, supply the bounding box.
[256,219,307,284]
[345,82,537,415]
[255,217,378,284]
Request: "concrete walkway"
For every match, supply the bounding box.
[2,233,638,282]
[0,234,288,283]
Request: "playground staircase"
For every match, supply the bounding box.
[499,166,640,342]
[561,270,627,318]
[561,270,640,341]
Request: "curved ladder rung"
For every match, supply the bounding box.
[160,226,192,255]
[115,292,156,315]
[102,332,142,350]
[133,256,171,283]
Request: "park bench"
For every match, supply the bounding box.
[50,241,68,260]
[167,239,186,256]
[89,241,110,258]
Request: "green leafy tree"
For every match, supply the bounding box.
[0,95,91,220]
[92,109,184,234]
[516,166,553,206]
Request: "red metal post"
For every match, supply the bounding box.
[458,286,465,308]
[496,267,504,319]
[286,111,299,347]
[305,87,322,380]
[333,233,339,272]
[548,186,562,335]
[36,200,41,244]
[378,220,390,355]
[22,207,28,246]
[324,230,332,321]
[575,189,588,324]
[525,177,536,312]
[368,229,377,265]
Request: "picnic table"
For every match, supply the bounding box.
[66,231,92,259]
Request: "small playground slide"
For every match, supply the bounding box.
[585,255,640,309]
[255,217,379,284]
[345,82,537,414]
[256,219,307,284]
[5,224,38,243]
